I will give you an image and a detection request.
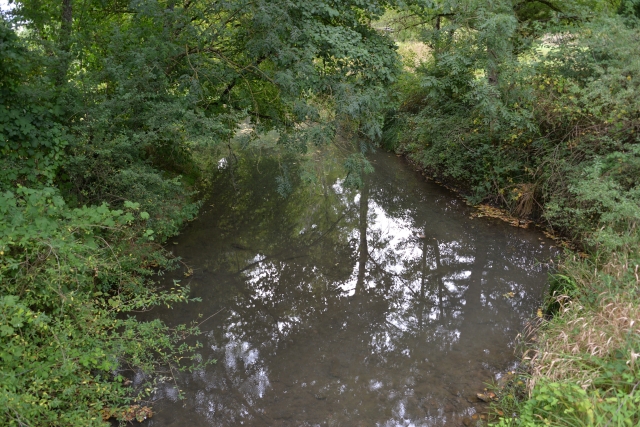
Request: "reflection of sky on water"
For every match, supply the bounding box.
[344,198,416,294]
[146,152,555,427]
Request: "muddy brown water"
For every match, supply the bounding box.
[142,151,555,427]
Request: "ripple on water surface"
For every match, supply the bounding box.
[143,152,555,427]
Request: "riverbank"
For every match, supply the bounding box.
[385,16,640,423]
[393,143,640,425]
[0,171,210,425]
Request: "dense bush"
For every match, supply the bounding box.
[392,11,640,253]
[1,16,205,424]
[0,186,204,425]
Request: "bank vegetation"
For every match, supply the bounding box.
[381,1,640,425]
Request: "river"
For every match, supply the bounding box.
[142,151,554,426]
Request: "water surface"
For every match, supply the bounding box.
[145,152,553,426]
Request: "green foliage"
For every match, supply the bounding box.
[389,0,549,201]
[0,294,206,426]
[0,186,206,426]
[492,289,640,427]
[390,2,640,251]
[0,20,67,187]
[545,274,579,314]
[493,381,596,426]
[536,20,640,251]
[494,374,640,426]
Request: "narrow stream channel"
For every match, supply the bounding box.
[143,151,554,427]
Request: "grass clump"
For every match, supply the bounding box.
[504,254,640,426]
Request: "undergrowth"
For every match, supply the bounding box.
[490,254,640,426]
[0,187,207,426]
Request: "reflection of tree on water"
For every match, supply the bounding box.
[147,153,552,427]
[417,232,430,330]
[355,173,369,296]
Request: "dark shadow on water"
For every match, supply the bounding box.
[142,152,554,427]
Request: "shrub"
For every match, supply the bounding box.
[0,187,205,426]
